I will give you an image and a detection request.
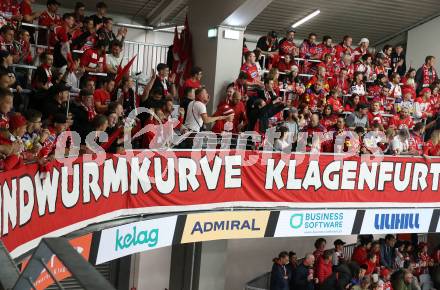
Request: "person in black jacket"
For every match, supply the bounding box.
[270,251,290,290]
[391,45,406,77]
[247,96,285,133]
[70,89,95,142]
[320,262,359,290]
[294,254,317,290]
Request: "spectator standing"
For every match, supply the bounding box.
[332,239,346,267]
[380,234,396,269]
[278,28,298,57]
[90,2,108,26]
[270,251,290,290]
[38,0,62,46]
[415,56,438,94]
[106,40,124,75]
[293,254,317,290]
[184,87,232,133]
[391,45,406,77]
[316,250,333,284]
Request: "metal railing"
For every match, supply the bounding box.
[123,40,169,79]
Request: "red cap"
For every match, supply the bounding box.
[9,114,27,131]
[380,268,390,277]
[419,87,431,96]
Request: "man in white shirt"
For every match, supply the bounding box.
[106,40,124,75]
[184,87,233,132]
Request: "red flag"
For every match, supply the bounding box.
[171,26,181,74]
[177,15,193,97]
[115,55,137,86]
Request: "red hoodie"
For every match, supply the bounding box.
[316,257,333,284]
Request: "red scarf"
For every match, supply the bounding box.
[423,64,437,86]
[82,103,97,121]
[42,64,52,84]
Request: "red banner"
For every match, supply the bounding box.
[1,150,440,258]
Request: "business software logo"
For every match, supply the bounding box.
[290,214,304,229]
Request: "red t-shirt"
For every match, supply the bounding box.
[212,101,247,134]
[39,10,62,28]
[20,1,32,16]
[183,78,201,90]
[80,48,106,69]
[368,111,384,126]
[423,140,440,156]
[327,97,343,113]
[94,89,111,106]
[389,115,414,130]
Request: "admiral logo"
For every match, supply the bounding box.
[181,211,270,243]
[191,219,260,235]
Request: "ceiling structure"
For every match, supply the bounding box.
[39,0,440,45]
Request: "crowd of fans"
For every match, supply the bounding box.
[270,235,440,290]
[1,0,440,171]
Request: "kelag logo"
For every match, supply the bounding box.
[361,209,432,235]
[275,210,357,237]
[95,216,177,264]
[115,227,159,251]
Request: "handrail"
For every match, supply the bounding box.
[21,22,48,30]
[123,40,169,47]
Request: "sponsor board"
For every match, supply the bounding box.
[274,210,357,237]
[21,234,93,290]
[360,208,433,234]
[95,216,178,264]
[181,211,269,243]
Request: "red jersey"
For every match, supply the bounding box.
[327,97,343,113]
[183,78,201,90]
[353,47,368,62]
[330,76,350,94]
[352,246,368,265]
[39,10,61,28]
[368,111,384,126]
[335,61,354,80]
[409,132,424,155]
[20,1,32,16]
[80,48,106,70]
[212,101,247,134]
[38,127,58,159]
[423,140,440,156]
[320,115,337,129]
[240,63,260,83]
[315,43,334,60]
[72,29,97,51]
[0,0,20,19]
[278,38,297,56]
[277,59,295,73]
[334,44,353,61]
[94,89,111,106]
[302,89,326,112]
[389,115,414,130]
